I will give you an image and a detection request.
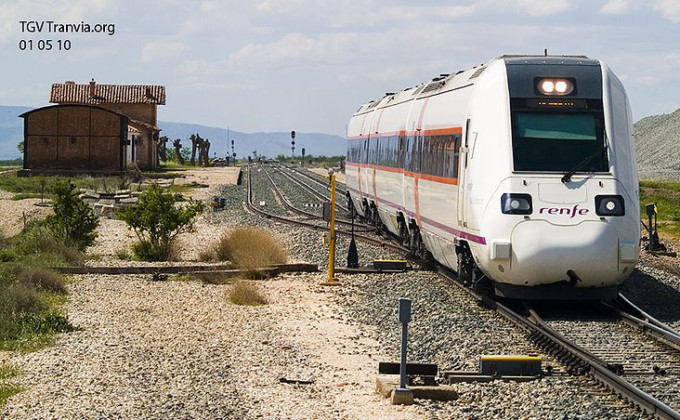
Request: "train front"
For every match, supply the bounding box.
[470,56,640,300]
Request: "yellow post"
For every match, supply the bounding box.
[328,172,336,283]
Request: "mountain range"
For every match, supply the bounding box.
[0,105,346,160]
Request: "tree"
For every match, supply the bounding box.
[180,147,191,162]
[45,181,99,251]
[202,139,211,166]
[17,141,24,155]
[118,184,204,261]
[157,136,169,162]
[172,139,184,165]
[190,134,198,166]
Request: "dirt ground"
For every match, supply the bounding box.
[1,167,423,419]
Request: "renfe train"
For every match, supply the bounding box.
[345,55,640,299]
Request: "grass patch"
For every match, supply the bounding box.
[213,228,287,273]
[12,192,43,200]
[115,248,132,260]
[640,179,680,237]
[194,272,233,285]
[0,222,81,352]
[228,280,268,306]
[0,364,22,408]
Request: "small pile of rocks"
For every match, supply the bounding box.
[79,189,139,218]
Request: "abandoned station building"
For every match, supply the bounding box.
[20,79,165,172]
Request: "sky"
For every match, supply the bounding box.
[1,0,679,137]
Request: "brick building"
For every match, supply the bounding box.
[49,79,166,169]
[20,104,129,171]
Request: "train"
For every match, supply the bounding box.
[345,55,640,299]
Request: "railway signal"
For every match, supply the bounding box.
[326,170,337,284]
[291,130,296,157]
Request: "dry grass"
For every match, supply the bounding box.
[228,280,268,306]
[197,248,215,262]
[193,272,232,285]
[213,227,287,271]
[16,268,66,294]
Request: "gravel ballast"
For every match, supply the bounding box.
[3,166,680,418]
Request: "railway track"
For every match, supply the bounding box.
[246,164,409,253]
[246,163,680,418]
[270,165,353,216]
[523,296,680,417]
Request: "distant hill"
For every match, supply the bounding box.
[158,121,346,160]
[0,105,346,161]
[634,108,680,179]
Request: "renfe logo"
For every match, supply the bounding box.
[539,204,589,218]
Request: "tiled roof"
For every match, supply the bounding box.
[50,81,166,105]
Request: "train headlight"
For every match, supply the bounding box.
[501,193,532,215]
[536,78,574,96]
[595,195,625,216]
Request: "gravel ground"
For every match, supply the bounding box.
[0,189,51,237]
[4,165,680,418]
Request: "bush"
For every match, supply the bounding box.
[16,268,66,294]
[0,283,44,316]
[14,225,83,266]
[214,228,287,271]
[115,248,132,260]
[119,184,204,261]
[198,248,215,262]
[45,181,99,251]
[228,280,268,306]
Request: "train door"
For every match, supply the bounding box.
[457,118,471,227]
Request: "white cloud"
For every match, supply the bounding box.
[229,32,358,70]
[654,0,680,22]
[600,0,633,14]
[141,40,187,64]
[515,0,572,16]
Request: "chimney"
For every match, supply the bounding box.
[89,79,96,97]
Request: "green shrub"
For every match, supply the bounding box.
[214,228,287,271]
[16,268,66,294]
[228,280,268,306]
[0,249,17,262]
[17,312,75,335]
[45,181,98,251]
[119,184,204,261]
[0,364,22,408]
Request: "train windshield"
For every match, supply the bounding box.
[512,111,607,172]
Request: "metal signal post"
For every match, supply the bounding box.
[327,171,336,283]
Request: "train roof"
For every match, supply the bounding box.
[352,54,599,116]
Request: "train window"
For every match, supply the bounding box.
[517,114,596,140]
[512,111,607,172]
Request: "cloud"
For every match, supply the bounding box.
[141,40,187,64]
[229,32,358,70]
[600,0,633,14]
[515,0,572,16]
[654,0,680,22]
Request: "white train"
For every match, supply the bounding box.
[346,55,640,299]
